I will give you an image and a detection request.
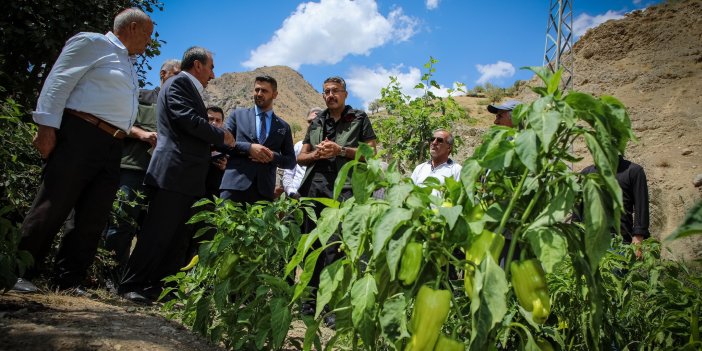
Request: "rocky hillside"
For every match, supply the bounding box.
[456,0,702,261]
[203,66,326,141]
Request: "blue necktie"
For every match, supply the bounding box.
[258,112,267,144]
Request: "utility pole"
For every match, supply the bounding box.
[543,0,574,90]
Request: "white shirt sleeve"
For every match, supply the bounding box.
[283,141,303,194]
[33,34,97,128]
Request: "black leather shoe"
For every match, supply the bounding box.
[122,291,153,306]
[12,278,39,293]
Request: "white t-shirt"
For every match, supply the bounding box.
[411,159,462,186]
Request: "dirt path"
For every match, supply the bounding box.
[0,290,224,351]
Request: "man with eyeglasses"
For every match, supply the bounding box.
[488,99,522,127]
[281,107,323,200]
[411,129,462,187]
[296,76,377,323]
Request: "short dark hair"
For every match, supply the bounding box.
[181,46,211,71]
[323,76,346,90]
[255,75,277,92]
[206,106,224,116]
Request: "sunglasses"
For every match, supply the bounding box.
[429,137,446,144]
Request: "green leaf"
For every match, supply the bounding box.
[286,233,317,277]
[515,129,538,172]
[438,205,462,230]
[342,204,371,262]
[351,273,378,346]
[270,297,292,349]
[316,207,341,246]
[667,200,702,241]
[547,68,563,95]
[460,159,483,201]
[528,96,561,153]
[373,208,413,258]
[385,183,414,207]
[292,246,324,302]
[302,317,322,351]
[469,255,509,351]
[386,227,414,280]
[523,226,568,274]
[583,133,623,210]
[316,260,345,319]
[582,176,613,271]
[529,182,575,228]
[333,159,357,201]
[303,196,340,209]
[523,66,553,86]
[379,293,410,345]
[352,166,370,204]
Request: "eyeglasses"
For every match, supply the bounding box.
[429,137,446,144]
[322,89,345,97]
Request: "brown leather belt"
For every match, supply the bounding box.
[65,109,127,139]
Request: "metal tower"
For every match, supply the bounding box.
[543,0,574,90]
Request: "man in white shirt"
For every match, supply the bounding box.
[411,129,462,187]
[282,107,322,199]
[14,8,154,295]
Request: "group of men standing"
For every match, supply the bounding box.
[11,8,381,307]
[13,7,650,311]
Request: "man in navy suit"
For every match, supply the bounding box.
[220,75,296,203]
[119,46,235,304]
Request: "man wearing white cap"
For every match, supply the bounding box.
[488,100,521,127]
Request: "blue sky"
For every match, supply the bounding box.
[145,0,661,110]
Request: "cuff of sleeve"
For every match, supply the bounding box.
[33,111,62,129]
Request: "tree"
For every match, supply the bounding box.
[375,57,467,173]
[291,122,302,139]
[0,0,164,112]
[367,99,382,114]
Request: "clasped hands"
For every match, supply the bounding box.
[314,138,342,159]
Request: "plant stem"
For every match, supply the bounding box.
[496,168,529,236]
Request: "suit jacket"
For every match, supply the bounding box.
[221,107,295,198]
[144,72,225,197]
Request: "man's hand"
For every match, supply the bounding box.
[316,138,342,159]
[33,125,57,159]
[223,130,236,148]
[213,155,229,171]
[274,186,284,199]
[631,234,644,259]
[129,126,157,147]
[249,144,273,163]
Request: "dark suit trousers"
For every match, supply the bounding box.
[120,187,196,293]
[19,114,122,288]
[220,177,271,205]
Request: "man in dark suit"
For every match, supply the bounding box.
[119,46,235,304]
[220,75,296,203]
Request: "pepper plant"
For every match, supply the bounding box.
[161,197,305,350]
[288,66,644,350]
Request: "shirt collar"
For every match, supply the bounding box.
[429,158,453,170]
[254,105,273,119]
[105,31,132,58]
[182,71,204,98]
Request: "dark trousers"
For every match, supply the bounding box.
[19,114,122,288]
[220,177,271,205]
[119,187,196,294]
[104,169,148,271]
[299,171,351,291]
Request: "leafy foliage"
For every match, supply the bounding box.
[0,0,164,111]
[0,98,39,290]
[373,57,468,172]
[162,197,305,350]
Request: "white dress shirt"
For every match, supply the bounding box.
[411,158,462,186]
[282,141,306,195]
[33,32,139,132]
[181,71,204,99]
